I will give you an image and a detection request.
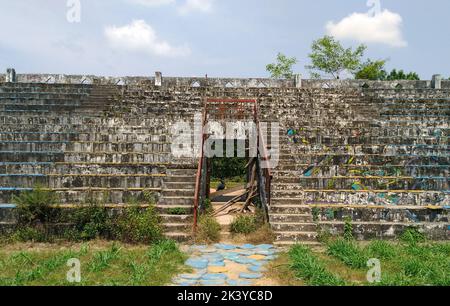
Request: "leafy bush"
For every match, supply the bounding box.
[11,226,49,243]
[343,216,354,241]
[230,215,258,234]
[65,201,110,241]
[12,186,59,225]
[196,214,221,243]
[111,205,163,244]
[167,207,189,215]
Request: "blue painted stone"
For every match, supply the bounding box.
[200,248,217,253]
[227,279,253,286]
[215,244,236,250]
[239,273,263,279]
[239,244,256,250]
[256,244,274,250]
[173,278,198,286]
[202,254,224,261]
[209,261,226,267]
[235,250,255,256]
[186,258,209,269]
[248,265,267,273]
[200,279,225,286]
[202,273,228,280]
[233,257,254,265]
[256,250,275,256]
[251,261,268,267]
[180,274,204,280]
[222,253,239,260]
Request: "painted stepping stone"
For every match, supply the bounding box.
[173,278,198,286]
[200,279,226,286]
[222,253,239,260]
[239,244,256,250]
[234,250,255,256]
[251,260,268,267]
[179,273,204,280]
[255,250,275,256]
[200,248,217,253]
[248,265,267,273]
[208,266,228,274]
[256,244,274,250]
[248,255,266,261]
[186,258,209,269]
[202,273,228,281]
[215,244,236,250]
[233,257,254,265]
[239,273,263,279]
[209,261,226,267]
[202,254,224,261]
[227,279,253,286]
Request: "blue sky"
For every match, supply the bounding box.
[0,0,449,79]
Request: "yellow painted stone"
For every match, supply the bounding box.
[208,266,228,273]
[248,255,266,260]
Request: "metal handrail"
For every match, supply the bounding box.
[192,99,207,233]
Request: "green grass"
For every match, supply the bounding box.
[0,240,188,286]
[279,239,450,286]
[288,245,346,286]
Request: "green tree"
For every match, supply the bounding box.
[384,69,420,80]
[307,35,366,79]
[355,59,388,80]
[266,53,298,79]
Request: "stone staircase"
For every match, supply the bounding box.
[0,83,202,241]
[261,89,449,245]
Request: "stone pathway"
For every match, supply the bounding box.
[173,243,279,286]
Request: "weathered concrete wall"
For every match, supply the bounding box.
[0,77,448,240]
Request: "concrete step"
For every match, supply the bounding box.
[275,231,318,242]
[269,214,312,223]
[161,189,195,197]
[271,222,317,232]
[270,205,311,214]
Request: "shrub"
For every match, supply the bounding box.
[230,215,258,234]
[343,216,354,241]
[167,207,189,215]
[66,201,110,241]
[196,214,221,243]
[111,205,163,244]
[11,226,49,243]
[12,186,59,225]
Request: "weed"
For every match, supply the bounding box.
[230,215,258,234]
[196,214,221,243]
[366,240,397,260]
[289,245,345,286]
[88,243,122,273]
[400,227,426,245]
[327,239,368,269]
[343,216,354,241]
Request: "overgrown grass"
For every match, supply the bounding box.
[0,240,187,286]
[196,214,221,243]
[325,237,450,286]
[288,245,345,286]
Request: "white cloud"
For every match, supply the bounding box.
[104,20,191,57]
[178,0,213,15]
[128,0,175,7]
[326,9,407,48]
